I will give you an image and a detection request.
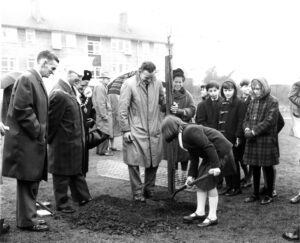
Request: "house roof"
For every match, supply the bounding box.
[1,1,167,44]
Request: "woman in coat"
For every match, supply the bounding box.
[162,115,236,227]
[243,78,279,205]
[169,68,196,177]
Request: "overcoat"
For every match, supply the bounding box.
[92,82,113,137]
[195,96,223,129]
[48,80,85,175]
[119,74,166,168]
[243,78,279,167]
[2,69,48,181]
[164,88,195,163]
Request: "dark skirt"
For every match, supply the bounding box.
[195,159,219,191]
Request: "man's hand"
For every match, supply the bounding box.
[208,168,221,176]
[0,122,9,136]
[123,132,133,143]
[235,137,241,147]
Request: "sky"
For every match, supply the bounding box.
[2,0,300,84]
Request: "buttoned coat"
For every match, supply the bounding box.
[48,80,85,175]
[195,96,223,129]
[119,74,166,168]
[243,78,279,167]
[2,69,48,181]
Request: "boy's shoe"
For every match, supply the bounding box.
[241,181,252,188]
[104,151,114,156]
[290,194,300,204]
[272,190,278,198]
[244,195,259,203]
[282,230,299,241]
[260,195,273,205]
[225,188,242,196]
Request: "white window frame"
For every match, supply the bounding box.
[65,34,77,48]
[51,32,62,49]
[25,29,36,43]
[88,40,101,55]
[92,66,101,78]
[27,56,35,69]
[1,57,18,72]
[2,27,18,43]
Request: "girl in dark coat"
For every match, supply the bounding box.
[218,80,246,196]
[169,68,196,175]
[162,115,236,227]
[243,78,279,205]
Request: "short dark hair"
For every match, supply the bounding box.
[139,61,156,73]
[200,84,206,89]
[173,68,185,81]
[206,81,219,91]
[37,50,59,63]
[240,79,250,87]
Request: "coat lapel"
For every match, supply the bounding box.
[29,69,48,100]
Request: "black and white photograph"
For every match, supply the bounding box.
[0,0,300,242]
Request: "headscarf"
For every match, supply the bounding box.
[161,115,186,143]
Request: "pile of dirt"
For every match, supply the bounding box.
[65,194,196,236]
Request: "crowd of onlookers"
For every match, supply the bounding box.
[0,50,299,241]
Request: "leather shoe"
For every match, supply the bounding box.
[144,190,155,199]
[57,206,75,213]
[260,196,273,205]
[219,188,230,195]
[225,188,242,196]
[197,218,218,227]
[183,213,206,224]
[244,195,259,203]
[36,219,47,225]
[0,223,10,235]
[19,224,49,232]
[282,231,299,241]
[79,198,92,206]
[133,195,146,203]
[290,194,300,204]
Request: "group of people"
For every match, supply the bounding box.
[0,50,299,241]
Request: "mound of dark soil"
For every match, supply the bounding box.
[65,194,196,236]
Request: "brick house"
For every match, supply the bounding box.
[1,0,168,81]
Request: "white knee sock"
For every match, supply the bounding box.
[208,188,218,220]
[195,190,207,216]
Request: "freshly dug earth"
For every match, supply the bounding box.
[65,194,195,236]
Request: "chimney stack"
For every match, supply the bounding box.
[31,0,42,23]
[119,12,129,32]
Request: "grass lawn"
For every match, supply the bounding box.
[0,119,299,242]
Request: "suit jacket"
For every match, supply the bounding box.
[48,79,85,175]
[195,97,223,129]
[2,69,48,181]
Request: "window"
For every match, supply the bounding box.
[1,57,17,72]
[2,27,18,42]
[87,37,101,55]
[27,57,35,69]
[25,29,36,43]
[111,38,132,55]
[92,67,101,78]
[51,32,62,49]
[65,34,77,48]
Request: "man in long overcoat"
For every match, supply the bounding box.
[48,65,92,213]
[92,73,113,155]
[2,50,59,231]
[119,61,166,202]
